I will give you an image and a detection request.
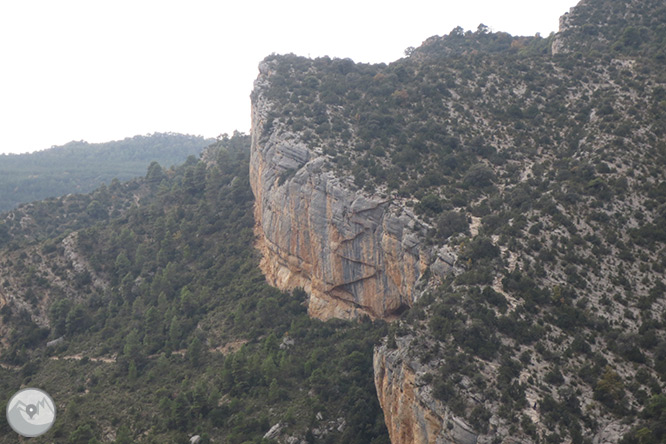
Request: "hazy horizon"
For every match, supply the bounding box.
[0,0,579,155]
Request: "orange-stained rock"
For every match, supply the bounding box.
[374,340,478,444]
[249,60,454,320]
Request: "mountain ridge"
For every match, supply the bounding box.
[0,132,213,213]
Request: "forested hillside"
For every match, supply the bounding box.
[0,133,213,213]
[0,134,389,443]
[2,0,666,443]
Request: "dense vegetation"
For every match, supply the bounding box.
[0,133,213,213]
[0,134,389,443]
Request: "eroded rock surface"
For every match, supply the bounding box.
[374,338,478,444]
[250,61,453,320]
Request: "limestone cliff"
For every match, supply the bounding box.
[374,338,477,444]
[250,60,454,321]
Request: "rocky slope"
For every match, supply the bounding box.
[552,0,666,57]
[249,0,666,442]
[374,338,478,444]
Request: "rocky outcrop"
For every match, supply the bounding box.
[374,338,478,444]
[250,60,454,320]
[550,9,574,55]
[551,0,666,56]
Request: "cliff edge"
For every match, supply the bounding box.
[250,60,454,321]
[374,338,478,444]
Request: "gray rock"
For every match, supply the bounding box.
[593,422,630,444]
[449,417,478,444]
[47,336,65,347]
[437,246,456,266]
[279,336,295,350]
[430,259,450,279]
[263,423,283,440]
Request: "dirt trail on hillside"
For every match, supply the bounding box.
[46,339,249,367]
[50,354,117,363]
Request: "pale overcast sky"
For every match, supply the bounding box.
[0,0,579,154]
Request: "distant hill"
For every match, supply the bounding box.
[0,133,214,213]
[0,134,389,443]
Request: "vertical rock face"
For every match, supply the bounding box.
[250,61,450,321]
[374,340,478,444]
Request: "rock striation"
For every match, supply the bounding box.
[374,338,478,444]
[250,60,454,321]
